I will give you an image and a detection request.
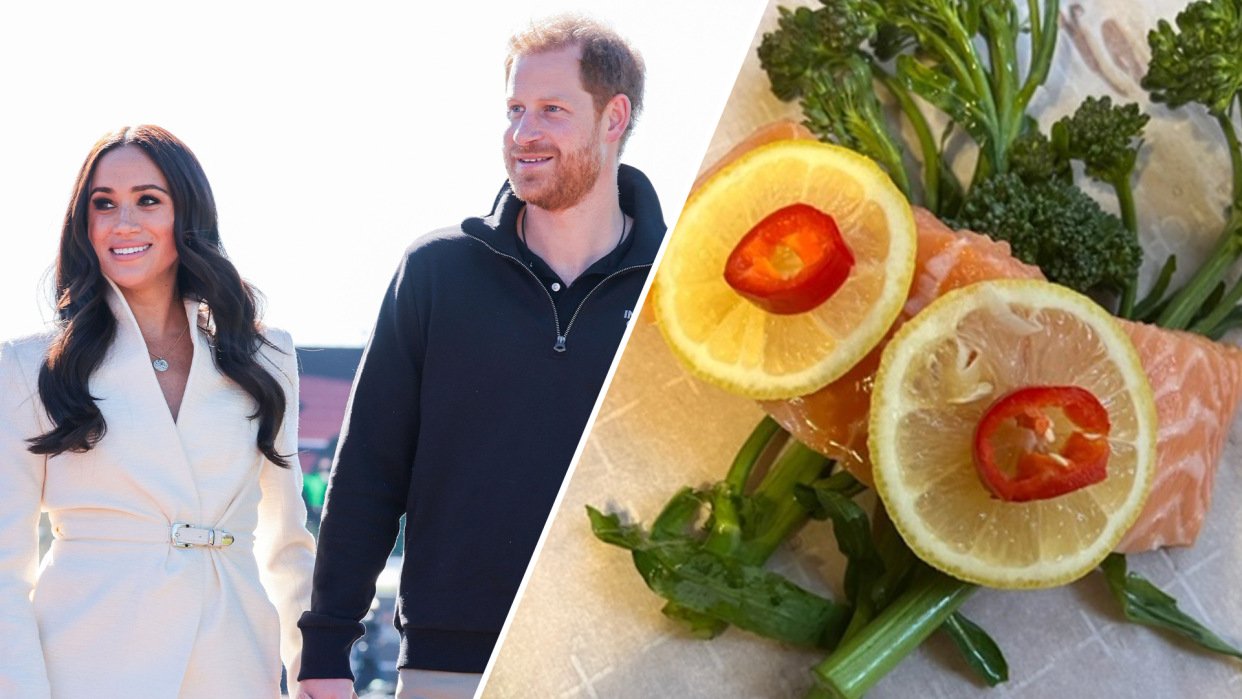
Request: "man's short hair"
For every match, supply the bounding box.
[505,13,646,151]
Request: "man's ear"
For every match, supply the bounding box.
[602,93,632,146]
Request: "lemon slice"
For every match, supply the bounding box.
[870,280,1157,589]
[655,140,917,400]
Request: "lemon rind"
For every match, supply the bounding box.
[655,140,918,401]
[869,280,1158,590]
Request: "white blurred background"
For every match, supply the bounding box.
[0,0,765,345]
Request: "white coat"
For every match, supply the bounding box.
[0,280,315,698]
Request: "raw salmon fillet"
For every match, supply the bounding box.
[1114,322,1242,551]
[760,208,1044,485]
[691,119,816,192]
[766,211,1242,551]
[689,121,1242,552]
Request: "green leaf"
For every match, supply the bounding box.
[1101,553,1242,659]
[587,505,645,549]
[643,491,729,638]
[664,419,787,637]
[870,510,1007,687]
[797,475,888,646]
[1192,281,1229,326]
[943,612,1009,686]
[588,504,852,649]
[651,487,707,541]
[869,510,918,611]
[634,540,852,649]
[1208,305,1242,340]
[802,484,882,605]
[660,601,725,640]
[1133,254,1178,319]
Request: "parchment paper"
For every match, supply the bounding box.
[483,2,1242,697]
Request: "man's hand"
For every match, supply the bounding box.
[297,678,358,699]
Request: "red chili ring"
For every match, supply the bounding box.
[724,204,854,315]
[973,385,1111,502]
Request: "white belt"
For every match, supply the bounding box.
[171,523,235,548]
[49,513,251,550]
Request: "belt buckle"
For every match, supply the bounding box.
[171,522,235,548]
[171,522,195,548]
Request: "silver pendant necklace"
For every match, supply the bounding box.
[147,323,190,372]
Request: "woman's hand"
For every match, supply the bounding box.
[297,678,358,699]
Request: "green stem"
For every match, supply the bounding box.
[704,417,786,558]
[811,472,867,500]
[703,484,743,558]
[1159,110,1242,329]
[1026,0,1043,52]
[739,442,832,564]
[1220,113,1242,208]
[940,13,1001,157]
[1115,175,1139,238]
[1013,0,1059,123]
[917,32,978,104]
[876,67,943,214]
[983,7,1020,171]
[670,418,786,634]
[839,574,877,645]
[1155,215,1242,329]
[726,416,784,491]
[969,149,995,194]
[1115,175,1140,318]
[882,147,915,202]
[811,569,977,699]
[1001,0,1059,158]
[1190,273,1242,336]
[680,441,831,639]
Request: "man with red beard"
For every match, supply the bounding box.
[296,14,665,699]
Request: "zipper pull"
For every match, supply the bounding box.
[554,335,567,353]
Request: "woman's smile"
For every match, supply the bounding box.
[109,243,152,258]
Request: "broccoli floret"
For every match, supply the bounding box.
[1009,130,1070,184]
[759,2,910,196]
[1051,96,1150,187]
[1044,96,1150,314]
[758,2,882,101]
[1009,98,1148,192]
[799,56,907,186]
[1144,0,1242,115]
[949,173,1142,295]
[1140,0,1242,332]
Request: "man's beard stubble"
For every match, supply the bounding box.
[506,128,604,212]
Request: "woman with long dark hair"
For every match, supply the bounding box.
[0,125,315,698]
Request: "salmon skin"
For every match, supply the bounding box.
[696,121,1242,553]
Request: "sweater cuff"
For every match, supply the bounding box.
[296,611,366,681]
[400,628,499,674]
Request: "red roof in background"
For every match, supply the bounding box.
[297,374,354,472]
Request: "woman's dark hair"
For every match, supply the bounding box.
[27,125,292,467]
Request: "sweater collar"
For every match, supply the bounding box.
[462,163,666,269]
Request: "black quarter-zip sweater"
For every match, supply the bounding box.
[297,165,666,679]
